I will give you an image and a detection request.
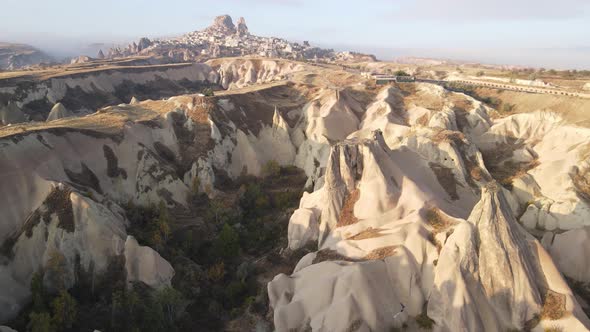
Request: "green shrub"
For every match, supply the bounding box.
[206,198,241,225]
[262,160,281,178]
[155,286,184,326]
[51,290,77,330]
[415,312,435,329]
[28,312,54,332]
[501,103,515,113]
[155,201,171,244]
[240,183,270,217]
[273,190,301,210]
[123,201,170,251]
[394,70,410,76]
[212,223,240,259]
[207,262,226,282]
[31,271,46,312]
[46,250,66,291]
[201,88,214,97]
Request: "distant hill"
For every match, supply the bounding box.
[0,42,53,70]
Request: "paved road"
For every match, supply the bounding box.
[417,78,590,99]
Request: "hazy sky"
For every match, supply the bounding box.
[2,0,589,68]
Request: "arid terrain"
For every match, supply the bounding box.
[1,13,590,332]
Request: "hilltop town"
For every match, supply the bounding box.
[103,15,376,63]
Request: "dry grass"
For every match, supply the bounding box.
[449,94,474,111]
[475,87,590,127]
[480,140,540,188]
[416,113,430,126]
[337,188,361,228]
[0,102,166,140]
[425,208,457,252]
[0,59,192,82]
[425,208,457,235]
[363,246,398,260]
[493,159,540,187]
[431,128,466,145]
[541,290,567,320]
[402,85,446,112]
[312,245,398,264]
[312,249,357,264]
[571,166,590,202]
[346,227,386,241]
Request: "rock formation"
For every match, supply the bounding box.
[0,103,26,125]
[1,57,590,331]
[46,102,73,121]
[207,15,236,34]
[0,63,218,121]
[137,37,152,52]
[236,17,249,36]
[0,43,53,70]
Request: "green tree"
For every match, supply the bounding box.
[28,312,54,332]
[213,223,240,259]
[207,198,226,224]
[155,286,183,326]
[148,201,171,249]
[393,70,410,76]
[157,201,171,242]
[30,271,46,312]
[47,250,66,291]
[240,183,270,217]
[51,290,77,330]
[111,288,142,332]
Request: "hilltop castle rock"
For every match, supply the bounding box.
[102,15,374,63]
[207,15,236,34]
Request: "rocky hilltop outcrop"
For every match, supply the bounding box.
[206,15,236,35]
[103,15,374,63]
[236,17,249,36]
[0,43,54,70]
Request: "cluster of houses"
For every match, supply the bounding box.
[102,16,374,64]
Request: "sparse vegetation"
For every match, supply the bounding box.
[415,310,435,330]
[571,166,590,202]
[347,227,386,241]
[541,291,566,320]
[262,159,281,178]
[425,208,455,235]
[50,290,78,330]
[201,87,214,97]
[500,103,515,113]
[337,188,361,227]
[363,246,397,260]
[212,223,240,259]
[445,82,501,108]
